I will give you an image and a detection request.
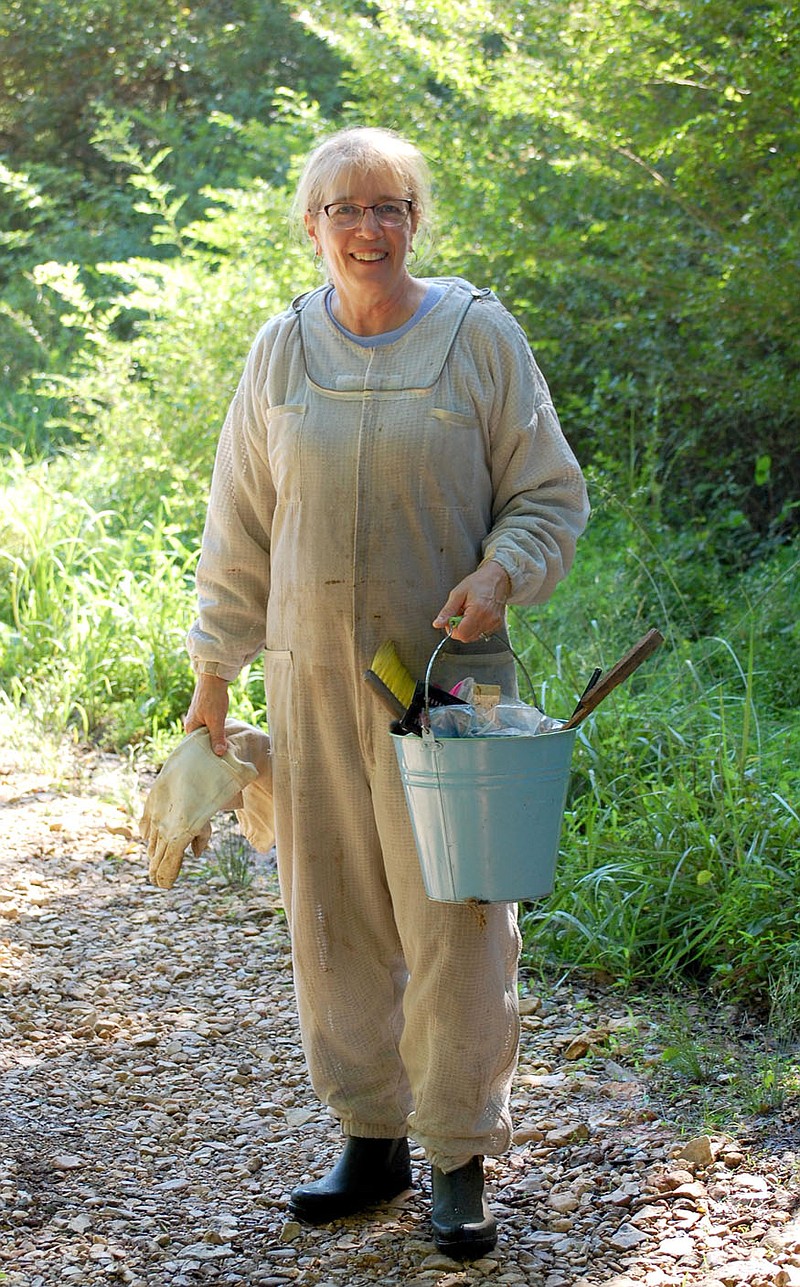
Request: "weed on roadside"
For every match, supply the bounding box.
[203,812,256,890]
[642,988,800,1133]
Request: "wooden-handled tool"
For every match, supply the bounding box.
[562,628,665,729]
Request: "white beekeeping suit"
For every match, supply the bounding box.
[188,278,589,1171]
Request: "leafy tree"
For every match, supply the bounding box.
[298,0,800,545]
[3,0,799,543]
[0,0,344,315]
[0,0,344,172]
[0,2,343,436]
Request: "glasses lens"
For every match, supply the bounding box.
[374,202,409,227]
[326,204,360,228]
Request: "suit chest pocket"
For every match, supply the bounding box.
[419,406,487,508]
[265,404,306,499]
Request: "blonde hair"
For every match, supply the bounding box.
[291,127,432,240]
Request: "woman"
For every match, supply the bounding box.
[185,126,589,1259]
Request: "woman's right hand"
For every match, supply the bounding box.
[184,673,231,755]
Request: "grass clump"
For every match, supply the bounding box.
[514,499,800,1011]
[0,457,198,747]
[644,966,800,1130]
[203,813,258,891]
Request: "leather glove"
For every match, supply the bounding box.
[233,726,275,854]
[141,720,271,889]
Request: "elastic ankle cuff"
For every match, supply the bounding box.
[341,1124,409,1140]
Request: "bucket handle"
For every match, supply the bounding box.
[421,620,540,738]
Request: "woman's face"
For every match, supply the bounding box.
[304,167,418,302]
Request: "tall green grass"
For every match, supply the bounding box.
[0,453,269,753]
[510,493,800,1007]
[0,455,198,745]
[521,648,800,1000]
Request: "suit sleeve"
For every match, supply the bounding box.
[187,326,277,680]
[477,305,590,606]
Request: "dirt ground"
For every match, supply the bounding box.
[1,718,799,1287]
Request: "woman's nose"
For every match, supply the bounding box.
[356,208,382,235]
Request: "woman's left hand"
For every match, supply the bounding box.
[433,560,512,643]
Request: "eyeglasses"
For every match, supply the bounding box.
[320,199,413,230]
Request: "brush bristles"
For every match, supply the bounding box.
[369,641,417,710]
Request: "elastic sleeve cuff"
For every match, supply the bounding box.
[192,660,240,683]
[479,550,518,599]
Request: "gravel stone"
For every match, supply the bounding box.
[0,737,797,1286]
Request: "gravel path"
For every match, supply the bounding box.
[1,730,799,1287]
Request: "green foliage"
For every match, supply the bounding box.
[0,0,344,173]
[0,4,341,419]
[298,0,800,541]
[507,456,799,1009]
[0,454,197,743]
[4,0,798,538]
[723,543,800,711]
[514,519,800,1006]
[9,133,318,504]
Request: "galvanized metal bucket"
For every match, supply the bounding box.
[391,636,576,903]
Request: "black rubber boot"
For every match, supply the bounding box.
[289,1136,412,1224]
[431,1156,498,1260]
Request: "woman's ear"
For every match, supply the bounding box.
[303,211,318,246]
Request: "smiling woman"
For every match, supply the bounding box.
[300,139,428,335]
[178,125,589,1259]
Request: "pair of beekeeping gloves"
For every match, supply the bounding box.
[140,719,274,889]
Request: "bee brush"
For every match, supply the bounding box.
[364,639,467,735]
[363,640,416,719]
